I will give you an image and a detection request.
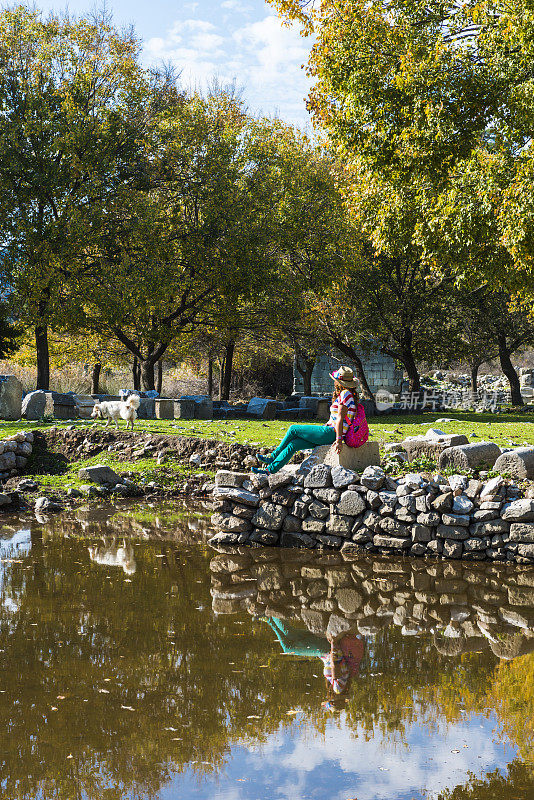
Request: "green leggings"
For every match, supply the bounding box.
[268,424,336,473]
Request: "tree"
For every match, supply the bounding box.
[79,92,277,390]
[248,122,381,401]
[0,7,148,389]
[270,0,534,308]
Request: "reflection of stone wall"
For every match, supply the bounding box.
[211,463,534,564]
[210,548,534,660]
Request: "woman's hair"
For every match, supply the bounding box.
[332,380,359,405]
[323,677,352,711]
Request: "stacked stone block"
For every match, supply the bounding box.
[0,431,34,481]
[211,464,534,564]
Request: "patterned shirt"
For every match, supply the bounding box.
[328,389,356,435]
[321,646,350,694]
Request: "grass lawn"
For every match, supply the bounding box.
[1,410,532,493]
[1,411,533,450]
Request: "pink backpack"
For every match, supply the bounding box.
[345,402,369,449]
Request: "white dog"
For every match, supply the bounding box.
[91,393,141,430]
[88,538,137,575]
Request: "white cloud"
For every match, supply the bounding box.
[221,0,251,11]
[143,12,312,129]
[234,15,308,78]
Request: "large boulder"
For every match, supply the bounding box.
[438,442,501,471]
[311,441,380,472]
[0,375,22,420]
[494,448,534,479]
[21,390,46,420]
[78,464,121,485]
[180,395,213,420]
[246,397,280,418]
[502,500,534,522]
[403,432,469,461]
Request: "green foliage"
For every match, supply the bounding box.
[0,6,145,329]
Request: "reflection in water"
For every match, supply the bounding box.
[88,538,137,574]
[0,507,534,798]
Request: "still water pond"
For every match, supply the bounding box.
[1,503,534,800]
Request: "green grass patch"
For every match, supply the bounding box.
[4,411,534,487]
[2,411,532,448]
[34,452,213,492]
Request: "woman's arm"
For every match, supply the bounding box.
[335,403,347,453]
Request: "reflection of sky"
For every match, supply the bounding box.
[0,529,31,612]
[160,713,516,800]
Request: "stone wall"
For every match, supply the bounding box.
[209,548,534,660]
[0,431,34,481]
[211,462,534,564]
[294,347,403,395]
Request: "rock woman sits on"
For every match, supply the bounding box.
[253,366,367,475]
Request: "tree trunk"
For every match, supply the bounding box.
[207,357,213,397]
[132,357,141,391]
[91,362,102,395]
[218,356,225,400]
[470,359,482,404]
[141,359,156,391]
[498,335,524,405]
[330,336,376,411]
[295,352,316,395]
[35,324,50,390]
[156,360,163,395]
[401,348,421,394]
[221,340,235,402]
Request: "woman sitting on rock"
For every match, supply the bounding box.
[253,366,366,475]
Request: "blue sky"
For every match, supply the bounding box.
[27,0,313,129]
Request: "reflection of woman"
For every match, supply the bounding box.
[257,616,365,710]
[322,635,365,712]
[253,367,363,475]
[260,617,329,657]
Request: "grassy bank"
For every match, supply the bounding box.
[1,411,534,449]
[2,411,534,497]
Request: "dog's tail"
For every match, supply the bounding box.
[126,393,141,410]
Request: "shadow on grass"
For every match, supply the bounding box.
[27,432,69,475]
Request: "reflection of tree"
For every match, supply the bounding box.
[344,634,491,741]
[0,537,322,800]
[489,652,534,767]
[3,527,534,799]
[437,760,534,800]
